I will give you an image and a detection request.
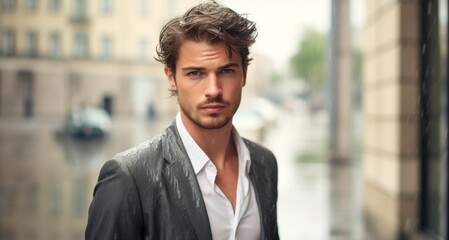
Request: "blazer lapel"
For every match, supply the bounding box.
[249,160,269,239]
[246,140,278,240]
[161,123,212,240]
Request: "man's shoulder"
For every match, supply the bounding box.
[242,138,273,155]
[114,134,163,160]
[110,125,175,169]
[242,138,276,163]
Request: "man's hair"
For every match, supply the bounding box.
[155,1,257,76]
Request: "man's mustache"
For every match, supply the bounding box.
[205,96,224,103]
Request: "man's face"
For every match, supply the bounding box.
[165,40,246,130]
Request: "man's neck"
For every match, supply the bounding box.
[181,114,234,167]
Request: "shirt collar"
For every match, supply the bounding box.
[233,126,252,176]
[175,112,252,175]
[176,113,209,174]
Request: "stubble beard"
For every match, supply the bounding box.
[179,97,236,130]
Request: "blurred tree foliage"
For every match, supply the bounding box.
[289,29,327,90]
[270,71,284,84]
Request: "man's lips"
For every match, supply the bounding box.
[200,103,227,111]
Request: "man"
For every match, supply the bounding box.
[85,1,279,239]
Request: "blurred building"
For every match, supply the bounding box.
[0,0,272,119]
[0,0,205,118]
[363,0,447,239]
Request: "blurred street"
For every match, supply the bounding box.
[0,109,369,240]
[266,110,368,239]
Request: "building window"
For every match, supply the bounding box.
[101,36,113,59]
[49,0,61,11]
[1,0,15,10]
[18,71,34,118]
[1,30,15,55]
[140,0,149,15]
[73,0,86,19]
[101,0,112,14]
[48,32,61,57]
[25,0,37,11]
[73,32,88,57]
[25,31,38,57]
[139,39,148,60]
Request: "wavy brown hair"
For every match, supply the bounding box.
[155,1,257,77]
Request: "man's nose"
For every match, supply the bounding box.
[204,74,222,98]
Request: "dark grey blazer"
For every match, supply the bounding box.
[85,122,279,240]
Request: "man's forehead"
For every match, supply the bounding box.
[177,40,242,65]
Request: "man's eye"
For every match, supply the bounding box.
[219,69,235,74]
[187,71,201,78]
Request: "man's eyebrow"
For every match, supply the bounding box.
[180,63,240,72]
[181,66,205,71]
[218,63,240,70]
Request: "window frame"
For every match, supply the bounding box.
[101,0,113,14]
[73,32,88,58]
[1,29,15,55]
[48,32,61,57]
[100,35,113,59]
[25,0,37,11]
[49,0,61,12]
[25,31,38,57]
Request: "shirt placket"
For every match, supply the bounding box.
[206,160,242,238]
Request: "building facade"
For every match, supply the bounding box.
[363,0,447,238]
[0,0,272,119]
[0,0,205,118]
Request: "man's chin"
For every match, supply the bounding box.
[180,108,231,130]
[197,117,230,130]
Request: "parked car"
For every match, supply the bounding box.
[64,106,112,139]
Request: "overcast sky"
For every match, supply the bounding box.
[222,0,365,71]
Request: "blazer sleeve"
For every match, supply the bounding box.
[85,159,144,240]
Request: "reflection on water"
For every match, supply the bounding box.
[0,117,170,240]
[57,136,109,167]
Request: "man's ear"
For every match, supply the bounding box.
[164,67,177,92]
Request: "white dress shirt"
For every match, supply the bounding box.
[176,113,261,240]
